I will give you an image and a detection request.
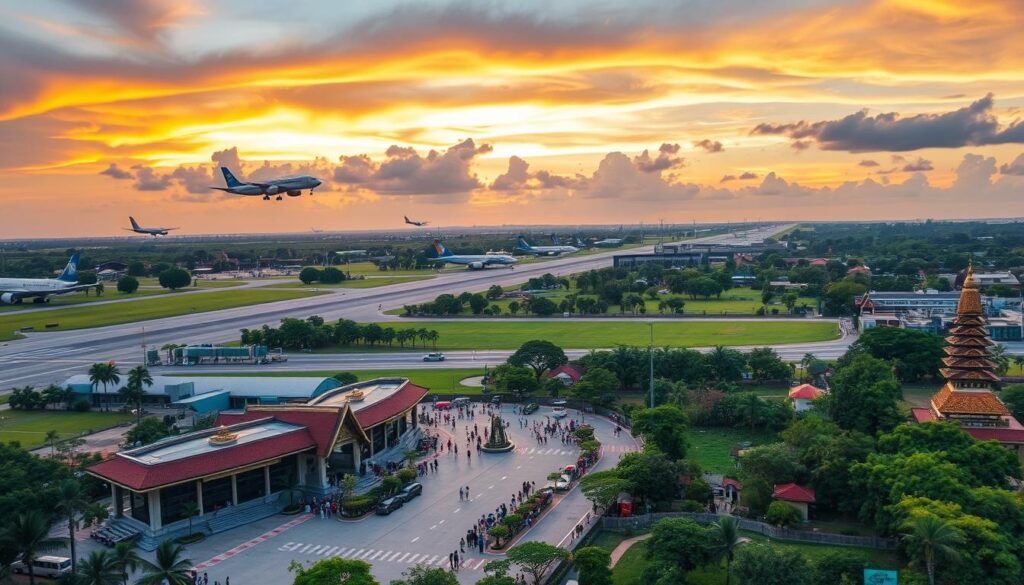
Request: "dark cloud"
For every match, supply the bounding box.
[491,156,531,191]
[170,166,213,193]
[1000,154,1024,176]
[858,159,879,167]
[633,143,684,173]
[693,139,724,153]
[902,158,934,172]
[739,171,758,180]
[750,94,1024,152]
[891,155,906,163]
[99,163,132,179]
[720,174,737,183]
[791,140,811,151]
[332,138,491,197]
[490,156,586,193]
[131,166,171,191]
[62,0,195,43]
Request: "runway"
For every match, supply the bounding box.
[0,223,853,390]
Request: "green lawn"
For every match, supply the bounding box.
[309,262,443,277]
[189,368,489,394]
[688,427,778,474]
[335,320,838,351]
[0,279,248,314]
[135,278,246,289]
[612,532,903,585]
[0,410,133,449]
[0,289,324,341]
[265,276,433,290]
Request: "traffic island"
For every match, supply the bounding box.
[480,414,515,453]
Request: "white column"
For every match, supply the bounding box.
[264,466,271,498]
[148,491,162,530]
[297,455,307,486]
[196,481,204,515]
[230,475,238,505]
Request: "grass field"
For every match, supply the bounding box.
[136,278,246,289]
[0,289,323,341]
[688,427,779,474]
[188,367,490,394]
[265,276,433,290]
[0,279,248,314]
[335,320,838,351]
[611,531,902,585]
[0,410,133,449]
[311,262,442,277]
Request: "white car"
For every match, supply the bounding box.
[555,474,572,491]
[552,406,567,419]
[422,352,446,362]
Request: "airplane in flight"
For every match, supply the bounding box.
[125,216,178,237]
[515,236,579,256]
[404,216,430,226]
[0,254,98,304]
[429,241,517,269]
[211,167,322,200]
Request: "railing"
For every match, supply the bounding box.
[600,512,899,550]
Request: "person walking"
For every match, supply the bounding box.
[465,485,470,500]
[453,550,460,571]
[449,551,455,569]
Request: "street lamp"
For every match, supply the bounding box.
[648,321,655,408]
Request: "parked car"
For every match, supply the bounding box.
[423,352,446,362]
[551,399,568,407]
[555,474,572,491]
[552,406,568,419]
[434,400,452,410]
[376,497,404,515]
[522,403,539,415]
[451,397,471,407]
[399,482,423,502]
[491,395,502,404]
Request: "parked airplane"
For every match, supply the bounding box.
[0,254,98,304]
[515,236,579,256]
[429,241,517,269]
[593,238,625,248]
[125,216,177,237]
[211,167,321,200]
[404,216,430,226]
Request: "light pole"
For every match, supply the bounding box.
[648,321,655,408]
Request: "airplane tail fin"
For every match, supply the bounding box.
[221,167,242,188]
[57,254,79,282]
[129,216,140,230]
[432,240,453,257]
[515,236,532,251]
[551,234,562,245]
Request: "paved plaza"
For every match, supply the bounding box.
[76,403,639,584]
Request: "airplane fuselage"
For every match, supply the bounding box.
[132,228,170,236]
[517,245,579,256]
[219,176,321,197]
[432,255,517,269]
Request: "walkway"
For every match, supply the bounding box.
[609,533,650,567]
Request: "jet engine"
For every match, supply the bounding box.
[265,185,280,195]
[1,293,17,304]
[469,262,484,270]
[286,190,301,197]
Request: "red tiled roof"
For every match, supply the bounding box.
[772,483,816,503]
[723,478,743,490]
[931,384,1009,416]
[963,427,1024,444]
[788,384,823,400]
[354,383,428,429]
[89,426,316,491]
[911,407,937,422]
[217,407,345,457]
[546,364,584,382]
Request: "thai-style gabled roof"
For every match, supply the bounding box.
[939,368,1001,382]
[943,336,993,347]
[942,357,997,369]
[932,383,1008,416]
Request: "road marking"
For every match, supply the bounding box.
[298,544,315,554]
[453,507,460,513]
[370,550,386,560]
[473,558,487,570]
[386,551,404,561]
[429,524,437,530]
[438,519,445,525]
[424,555,438,565]
[411,536,420,543]
[407,553,422,563]
[359,549,375,559]
[501,475,507,480]
[347,548,365,558]
[488,485,494,489]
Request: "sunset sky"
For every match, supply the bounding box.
[3,0,1024,237]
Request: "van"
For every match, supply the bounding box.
[451,397,471,407]
[11,556,72,578]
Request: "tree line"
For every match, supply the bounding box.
[241,317,440,350]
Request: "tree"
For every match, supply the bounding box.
[822,280,866,316]
[111,542,142,585]
[766,501,802,528]
[732,544,811,585]
[711,515,742,585]
[116,276,139,294]
[5,510,66,585]
[134,540,193,585]
[56,479,88,573]
[508,301,520,315]
[320,267,345,284]
[157,267,191,290]
[572,546,612,585]
[504,541,568,585]
[739,443,806,488]
[124,417,169,447]
[468,293,489,315]
[849,327,945,382]
[492,365,538,399]
[1001,384,1024,420]
[123,366,153,425]
[182,502,199,537]
[332,372,358,385]
[685,276,722,300]
[631,405,688,460]
[88,362,121,406]
[902,515,964,585]
[388,564,455,585]
[746,347,791,383]
[298,267,321,284]
[45,430,60,457]
[508,340,568,380]
[825,354,903,435]
[811,551,867,585]
[288,558,378,585]
[579,470,633,514]
[616,452,679,505]
[705,346,746,383]
[76,549,122,585]
[486,285,504,300]
[644,518,714,580]
[571,367,620,407]
[127,261,147,277]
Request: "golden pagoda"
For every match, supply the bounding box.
[929,264,1009,426]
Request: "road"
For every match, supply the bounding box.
[0,223,848,390]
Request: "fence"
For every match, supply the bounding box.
[601,512,899,550]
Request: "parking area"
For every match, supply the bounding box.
[74,404,638,584]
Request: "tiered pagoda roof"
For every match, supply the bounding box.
[931,265,1009,418]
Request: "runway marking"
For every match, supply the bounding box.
[488,485,494,489]
[429,524,437,530]
[411,536,420,543]
[501,475,507,480]
[438,519,445,525]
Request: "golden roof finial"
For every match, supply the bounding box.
[958,260,982,314]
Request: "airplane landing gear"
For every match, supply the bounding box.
[263,195,270,201]
[276,195,283,201]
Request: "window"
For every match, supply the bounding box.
[269,455,296,493]
[160,481,198,525]
[235,468,266,504]
[130,491,149,525]
[202,476,233,512]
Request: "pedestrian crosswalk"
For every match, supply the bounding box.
[276,542,490,571]
[514,447,578,455]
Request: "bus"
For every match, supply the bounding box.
[11,556,73,578]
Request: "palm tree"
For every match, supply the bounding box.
[87,362,121,411]
[1014,355,1024,376]
[45,429,60,457]
[75,550,122,585]
[6,510,67,585]
[902,515,964,585]
[134,540,193,585]
[56,479,88,573]
[712,516,742,585]
[120,366,152,425]
[736,393,764,431]
[111,542,142,585]
[427,330,440,350]
[991,344,1010,376]
[181,502,199,537]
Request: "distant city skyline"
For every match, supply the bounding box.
[2,0,1024,237]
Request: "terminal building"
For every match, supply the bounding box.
[88,378,428,549]
[62,374,344,412]
[612,240,786,268]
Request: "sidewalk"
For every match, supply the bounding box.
[609,533,650,567]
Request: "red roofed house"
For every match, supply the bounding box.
[788,384,825,413]
[772,483,816,520]
[912,266,1024,463]
[88,378,428,549]
[546,364,585,385]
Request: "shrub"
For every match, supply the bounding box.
[765,501,802,528]
[397,468,417,483]
[680,500,704,512]
[517,502,536,515]
[341,496,375,515]
[71,399,92,412]
[574,427,595,441]
[157,267,191,290]
[502,513,523,532]
[381,474,401,495]
[321,267,345,284]
[580,440,601,455]
[488,524,510,547]
[116,275,139,294]
[299,267,321,284]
